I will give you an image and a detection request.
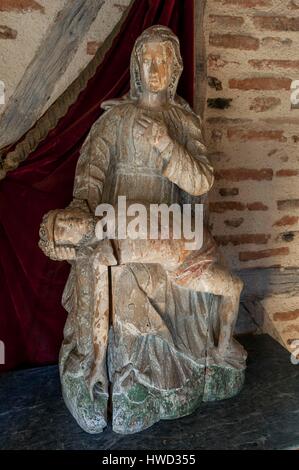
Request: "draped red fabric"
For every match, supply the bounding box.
[0,0,195,371]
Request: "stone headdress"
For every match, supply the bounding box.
[130,25,183,102]
[101,25,192,113]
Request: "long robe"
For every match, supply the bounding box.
[59,100,245,434]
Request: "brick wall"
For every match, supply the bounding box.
[204,0,299,271]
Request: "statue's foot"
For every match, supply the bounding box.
[61,374,108,434]
[215,339,247,361]
[215,341,230,358]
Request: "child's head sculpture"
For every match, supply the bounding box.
[130,25,183,102]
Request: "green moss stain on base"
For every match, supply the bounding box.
[61,374,108,434]
[112,365,245,434]
[203,365,245,402]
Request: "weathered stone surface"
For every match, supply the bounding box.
[109,265,245,434]
[0,25,17,39]
[60,374,108,434]
[39,26,246,435]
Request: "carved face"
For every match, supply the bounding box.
[140,41,173,93]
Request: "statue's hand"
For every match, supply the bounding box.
[54,209,95,246]
[135,115,172,155]
[39,207,95,261]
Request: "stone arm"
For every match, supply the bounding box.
[72,109,117,214]
[161,112,214,197]
[39,110,117,261]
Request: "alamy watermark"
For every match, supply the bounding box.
[95,196,204,250]
[290,80,299,106]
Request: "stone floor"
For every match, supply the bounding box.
[0,334,298,450]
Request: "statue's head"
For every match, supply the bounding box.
[130,25,183,101]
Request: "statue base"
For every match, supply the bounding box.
[112,363,245,434]
[59,264,247,435]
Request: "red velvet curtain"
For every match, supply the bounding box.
[0,0,195,372]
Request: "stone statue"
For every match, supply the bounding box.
[39,25,247,434]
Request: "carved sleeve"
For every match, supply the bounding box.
[72,109,118,214]
[162,111,214,197]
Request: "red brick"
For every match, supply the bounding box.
[0,0,44,12]
[247,202,269,211]
[227,128,286,142]
[261,37,293,47]
[209,201,245,213]
[273,215,299,226]
[229,77,291,90]
[208,117,251,126]
[277,199,299,210]
[86,41,102,55]
[224,217,244,228]
[219,188,239,197]
[263,117,299,125]
[274,310,299,321]
[209,34,259,50]
[215,0,272,6]
[276,169,299,177]
[0,25,17,39]
[209,15,244,28]
[249,59,299,70]
[239,247,289,261]
[215,168,273,181]
[215,233,270,246]
[250,96,281,112]
[208,54,240,69]
[253,16,299,31]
